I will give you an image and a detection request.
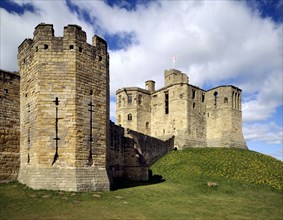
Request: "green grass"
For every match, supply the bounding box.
[1,148,283,219]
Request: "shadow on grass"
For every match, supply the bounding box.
[111,174,165,190]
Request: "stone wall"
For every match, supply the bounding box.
[108,122,174,185]
[0,70,20,182]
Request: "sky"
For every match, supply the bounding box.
[0,0,282,160]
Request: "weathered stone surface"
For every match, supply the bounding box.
[108,122,174,183]
[0,70,20,182]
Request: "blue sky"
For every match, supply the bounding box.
[0,0,282,160]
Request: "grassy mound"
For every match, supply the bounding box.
[1,148,282,219]
[152,148,283,190]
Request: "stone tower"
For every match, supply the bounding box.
[116,87,151,136]
[206,86,247,148]
[17,24,110,191]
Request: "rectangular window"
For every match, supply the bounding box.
[118,95,121,107]
[128,94,132,104]
[192,90,196,99]
[138,94,142,105]
[165,92,169,114]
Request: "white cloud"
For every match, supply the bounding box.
[242,72,283,122]
[244,122,283,144]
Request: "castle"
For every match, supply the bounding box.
[0,24,246,192]
[116,69,247,149]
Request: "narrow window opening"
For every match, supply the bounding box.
[214,91,218,107]
[165,92,169,114]
[192,90,196,99]
[232,91,235,108]
[99,56,102,61]
[3,89,8,95]
[52,97,60,165]
[224,97,228,103]
[44,44,48,50]
[87,99,94,166]
[28,127,31,145]
[238,93,240,109]
[69,45,74,50]
[202,94,205,102]
[35,46,38,52]
[79,47,83,52]
[138,94,142,105]
[193,102,196,109]
[90,90,93,95]
[118,95,121,107]
[128,94,132,104]
[128,114,132,121]
[146,122,149,129]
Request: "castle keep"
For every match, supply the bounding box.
[116,69,247,149]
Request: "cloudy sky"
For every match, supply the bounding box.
[0,0,282,160]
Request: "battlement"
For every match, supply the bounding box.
[63,24,86,42]
[33,23,54,41]
[93,35,108,51]
[164,69,189,86]
[18,24,109,72]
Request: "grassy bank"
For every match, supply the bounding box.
[1,148,282,219]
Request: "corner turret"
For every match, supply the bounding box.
[145,80,155,92]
